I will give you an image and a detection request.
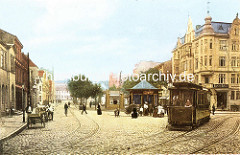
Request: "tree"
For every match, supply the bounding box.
[109,85,120,91]
[90,83,103,110]
[68,74,93,104]
[68,75,103,109]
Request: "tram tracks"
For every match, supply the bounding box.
[65,107,101,153]
[190,118,240,154]
[130,116,233,154]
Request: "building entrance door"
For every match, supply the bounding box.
[217,92,227,109]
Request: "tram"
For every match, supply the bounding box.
[167,82,211,130]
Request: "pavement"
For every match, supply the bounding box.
[0,105,240,154]
[0,114,27,141]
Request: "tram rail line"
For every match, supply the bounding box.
[66,107,101,153]
[190,119,240,154]
[106,115,227,154]
[130,116,232,154]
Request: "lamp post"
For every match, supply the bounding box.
[22,85,25,123]
[32,84,37,108]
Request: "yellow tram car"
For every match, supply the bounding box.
[167,82,211,130]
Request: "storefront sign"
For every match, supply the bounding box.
[143,91,154,95]
[213,84,229,88]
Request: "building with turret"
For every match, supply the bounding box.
[172,14,240,111]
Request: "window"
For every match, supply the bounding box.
[237,74,240,84]
[237,91,240,100]
[231,74,236,84]
[189,60,192,69]
[235,28,239,35]
[219,74,225,83]
[0,50,4,68]
[205,77,209,83]
[219,56,226,67]
[231,57,237,67]
[219,40,227,51]
[210,39,213,49]
[232,41,237,51]
[231,91,235,100]
[184,60,187,71]
[195,58,198,69]
[237,57,240,66]
[204,55,207,66]
[195,75,199,84]
[209,55,212,66]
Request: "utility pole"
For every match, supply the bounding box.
[27,53,31,108]
[22,85,25,122]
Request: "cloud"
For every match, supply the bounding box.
[34,0,118,34]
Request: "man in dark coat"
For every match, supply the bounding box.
[131,108,138,119]
[212,104,215,115]
[81,104,88,114]
[97,104,102,115]
[64,103,68,116]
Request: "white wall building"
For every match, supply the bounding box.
[55,82,72,103]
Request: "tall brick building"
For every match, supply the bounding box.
[0,29,29,110]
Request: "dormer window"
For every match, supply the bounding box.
[218,25,224,30]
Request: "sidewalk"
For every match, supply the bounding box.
[214,110,240,115]
[0,114,27,143]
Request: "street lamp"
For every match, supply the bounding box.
[22,85,25,123]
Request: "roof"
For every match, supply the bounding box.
[211,22,231,34]
[38,70,44,77]
[29,59,38,68]
[130,80,158,90]
[0,28,23,47]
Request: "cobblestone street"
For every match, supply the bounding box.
[2,103,240,154]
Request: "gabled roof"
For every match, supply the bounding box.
[0,28,23,47]
[130,80,158,90]
[29,59,38,68]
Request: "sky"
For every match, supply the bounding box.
[0,0,240,82]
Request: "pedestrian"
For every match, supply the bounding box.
[97,103,102,115]
[212,104,215,115]
[144,102,148,116]
[114,108,120,117]
[25,104,32,114]
[157,104,164,117]
[81,104,88,114]
[149,103,153,116]
[163,103,167,114]
[68,102,70,107]
[131,108,138,118]
[139,106,143,116]
[64,103,68,116]
[90,101,92,108]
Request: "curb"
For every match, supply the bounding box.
[0,123,27,151]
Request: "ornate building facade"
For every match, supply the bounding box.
[172,14,240,110]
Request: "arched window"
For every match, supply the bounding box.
[235,28,239,35]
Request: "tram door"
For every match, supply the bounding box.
[217,92,227,109]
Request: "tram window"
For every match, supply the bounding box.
[198,94,203,105]
[172,90,193,106]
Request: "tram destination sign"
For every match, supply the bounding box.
[213,84,229,88]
